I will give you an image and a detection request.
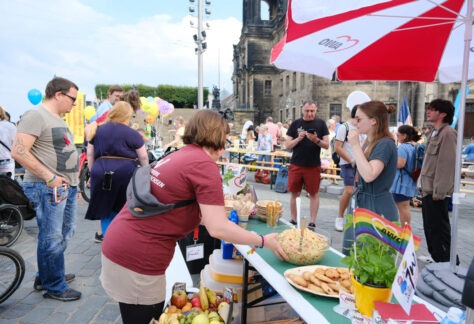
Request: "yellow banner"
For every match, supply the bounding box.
[64,91,85,145]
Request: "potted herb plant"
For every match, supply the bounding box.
[341,214,397,317]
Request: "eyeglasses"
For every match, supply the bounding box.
[62,93,76,104]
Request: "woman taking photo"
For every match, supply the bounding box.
[390,125,421,226]
[342,101,398,254]
[100,110,288,324]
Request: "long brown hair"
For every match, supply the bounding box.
[358,100,396,157]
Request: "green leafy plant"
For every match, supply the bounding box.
[341,214,397,288]
[222,168,235,186]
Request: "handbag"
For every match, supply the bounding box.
[254,169,270,184]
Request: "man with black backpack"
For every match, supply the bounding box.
[333,105,359,231]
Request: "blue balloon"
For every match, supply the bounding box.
[27,89,42,105]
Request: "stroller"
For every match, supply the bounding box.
[0,175,35,246]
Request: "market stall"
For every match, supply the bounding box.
[234,218,447,323]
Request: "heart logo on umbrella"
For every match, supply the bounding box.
[322,35,359,53]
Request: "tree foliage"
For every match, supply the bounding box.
[94,84,209,108]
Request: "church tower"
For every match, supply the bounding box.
[233,0,286,123]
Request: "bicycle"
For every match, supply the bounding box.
[78,148,91,203]
[0,246,25,303]
[0,204,24,247]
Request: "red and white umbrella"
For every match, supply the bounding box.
[271,0,473,269]
[271,0,472,83]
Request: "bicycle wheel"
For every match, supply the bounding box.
[79,164,91,203]
[0,205,24,247]
[0,247,25,304]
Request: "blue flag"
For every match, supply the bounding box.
[398,96,412,126]
[451,87,470,128]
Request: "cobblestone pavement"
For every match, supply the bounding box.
[1,179,473,323]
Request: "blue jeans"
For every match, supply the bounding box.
[22,182,77,294]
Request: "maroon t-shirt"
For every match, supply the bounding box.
[102,144,224,275]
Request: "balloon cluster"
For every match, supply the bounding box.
[140,96,174,123]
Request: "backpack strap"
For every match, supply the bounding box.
[0,140,11,152]
[343,122,350,142]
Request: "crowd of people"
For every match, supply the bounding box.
[0,75,465,323]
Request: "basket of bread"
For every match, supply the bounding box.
[277,228,329,265]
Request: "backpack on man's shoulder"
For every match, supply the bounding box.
[331,122,350,167]
[411,143,426,182]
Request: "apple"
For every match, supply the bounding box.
[190,296,202,308]
[171,290,188,309]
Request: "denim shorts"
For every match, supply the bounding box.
[340,164,355,186]
[392,193,411,202]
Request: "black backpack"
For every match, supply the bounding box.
[331,122,350,167]
[0,175,36,220]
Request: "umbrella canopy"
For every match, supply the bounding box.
[271,0,473,83]
[271,0,473,270]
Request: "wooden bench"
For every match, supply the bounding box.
[321,174,342,181]
[216,161,280,189]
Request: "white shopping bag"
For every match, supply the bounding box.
[222,164,247,195]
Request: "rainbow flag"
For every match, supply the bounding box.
[353,208,421,253]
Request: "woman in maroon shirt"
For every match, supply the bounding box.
[101,110,288,324]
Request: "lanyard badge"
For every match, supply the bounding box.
[185,228,204,262]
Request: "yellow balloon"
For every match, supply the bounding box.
[84,105,96,121]
[141,101,152,113]
[148,102,158,116]
[139,97,148,108]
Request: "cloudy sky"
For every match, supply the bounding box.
[0,0,243,122]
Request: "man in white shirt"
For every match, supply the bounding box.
[334,106,359,231]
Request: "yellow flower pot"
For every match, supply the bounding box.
[352,276,392,317]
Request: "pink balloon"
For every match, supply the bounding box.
[158,99,172,115]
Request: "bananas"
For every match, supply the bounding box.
[158,312,168,324]
[205,288,217,304]
[199,282,209,311]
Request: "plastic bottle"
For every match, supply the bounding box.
[221,210,240,259]
[440,307,465,324]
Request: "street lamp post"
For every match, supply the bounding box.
[189,0,210,109]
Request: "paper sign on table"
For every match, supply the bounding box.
[391,228,418,315]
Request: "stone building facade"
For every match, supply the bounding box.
[229,0,474,139]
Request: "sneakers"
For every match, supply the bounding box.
[335,217,344,232]
[418,255,435,264]
[43,288,81,302]
[94,232,103,243]
[289,219,315,229]
[34,273,76,291]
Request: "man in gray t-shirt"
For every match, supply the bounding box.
[12,77,81,302]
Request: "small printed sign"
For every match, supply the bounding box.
[186,243,204,262]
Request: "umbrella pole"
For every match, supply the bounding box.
[450,0,473,272]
